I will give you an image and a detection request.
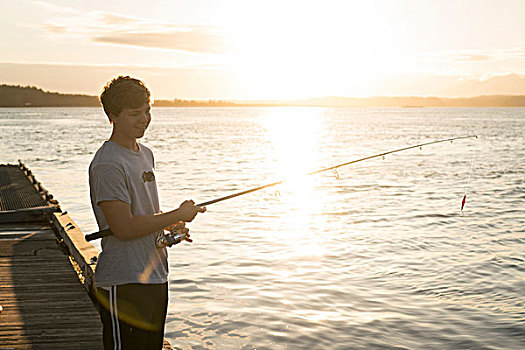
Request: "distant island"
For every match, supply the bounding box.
[1,84,524,108]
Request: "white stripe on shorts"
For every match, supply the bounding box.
[109,286,121,350]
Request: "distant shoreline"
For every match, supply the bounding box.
[4,104,525,110]
[1,84,524,108]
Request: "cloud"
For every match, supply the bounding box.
[454,54,492,62]
[503,46,525,58]
[37,9,228,55]
[94,27,227,54]
[447,73,525,96]
[421,47,525,61]
[42,23,68,34]
[100,13,138,26]
[31,0,79,15]
[453,47,525,62]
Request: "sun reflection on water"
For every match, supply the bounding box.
[263,108,329,256]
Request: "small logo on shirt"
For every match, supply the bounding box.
[142,171,155,183]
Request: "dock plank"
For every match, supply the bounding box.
[0,220,103,348]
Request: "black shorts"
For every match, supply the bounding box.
[95,283,168,350]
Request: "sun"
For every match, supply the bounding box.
[222,1,403,100]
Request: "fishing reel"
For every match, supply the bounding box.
[155,229,190,248]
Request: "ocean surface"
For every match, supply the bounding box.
[0,107,523,349]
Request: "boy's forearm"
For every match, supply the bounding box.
[117,209,183,240]
[101,199,203,240]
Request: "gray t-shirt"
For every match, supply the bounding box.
[89,140,168,287]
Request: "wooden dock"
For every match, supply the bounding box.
[0,162,173,349]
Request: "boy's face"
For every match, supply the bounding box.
[112,103,151,139]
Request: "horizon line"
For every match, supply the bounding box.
[2,83,525,102]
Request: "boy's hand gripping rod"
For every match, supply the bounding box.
[85,135,478,244]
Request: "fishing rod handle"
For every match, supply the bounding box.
[85,227,186,247]
[85,228,113,241]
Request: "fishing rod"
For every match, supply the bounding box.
[85,135,478,244]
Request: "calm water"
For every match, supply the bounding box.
[1,107,524,349]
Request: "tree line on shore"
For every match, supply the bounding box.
[0,84,237,107]
[1,84,524,108]
[0,84,99,107]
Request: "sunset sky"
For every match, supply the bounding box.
[1,0,524,100]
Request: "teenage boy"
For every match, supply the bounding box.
[89,76,205,349]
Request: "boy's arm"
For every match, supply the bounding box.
[99,199,205,241]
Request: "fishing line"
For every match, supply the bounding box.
[461,140,478,213]
[85,135,478,242]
